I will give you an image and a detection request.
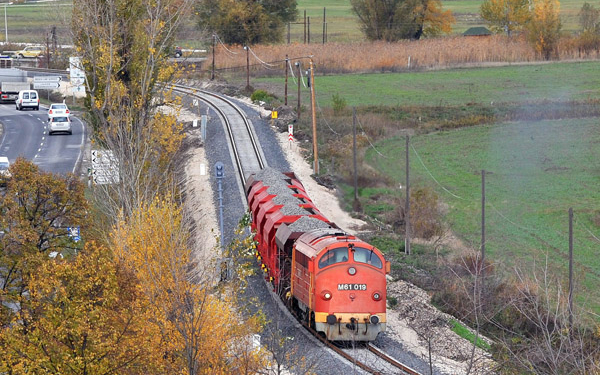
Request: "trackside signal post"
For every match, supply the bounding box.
[215,162,225,249]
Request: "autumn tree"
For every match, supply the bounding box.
[350,0,454,41]
[71,0,189,228]
[579,2,599,32]
[111,197,270,374]
[527,0,561,59]
[0,158,88,327]
[0,243,166,374]
[480,0,532,36]
[195,0,297,44]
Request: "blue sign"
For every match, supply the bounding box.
[67,226,81,242]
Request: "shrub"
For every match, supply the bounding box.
[251,89,273,103]
[387,296,398,308]
[332,93,347,115]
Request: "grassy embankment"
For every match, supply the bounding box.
[257,60,600,316]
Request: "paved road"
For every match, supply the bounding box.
[0,103,85,175]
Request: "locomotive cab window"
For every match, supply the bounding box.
[318,248,349,269]
[352,247,383,269]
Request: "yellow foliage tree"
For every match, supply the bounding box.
[0,243,165,374]
[72,0,189,226]
[527,0,562,59]
[111,197,270,374]
[481,0,532,36]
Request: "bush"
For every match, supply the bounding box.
[250,89,273,104]
[332,93,347,115]
[387,296,398,308]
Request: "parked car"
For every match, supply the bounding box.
[174,46,182,58]
[16,90,39,111]
[16,45,44,58]
[48,115,72,135]
[47,102,70,120]
[0,156,10,185]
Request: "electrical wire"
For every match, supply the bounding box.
[410,144,470,201]
[247,46,278,67]
[574,214,600,244]
[355,115,390,159]
[287,60,297,85]
[314,97,340,136]
[215,33,239,55]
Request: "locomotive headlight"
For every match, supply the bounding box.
[348,267,356,275]
[321,290,332,300]
[370,315,380,324]
[372,291,382,301]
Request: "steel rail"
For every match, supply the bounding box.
[367,343,422,375]
[170,83,265,186]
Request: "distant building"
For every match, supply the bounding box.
[463,27,492,37]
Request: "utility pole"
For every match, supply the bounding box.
[309,59,318,174]
[284,55,288,106]
[481,170,486,281]
[287,22,290,44]
[4,3,7,43]
[307,16,311,44]
[323,7,326,44]
[211,34,216,80]
[244,45,250,91]
[353,107,358,203]
[568,207,574,326]
[303,10,306,44]
[405,135,410,255]
[296,61,301,120]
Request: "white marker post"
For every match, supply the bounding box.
[288,124,294,148]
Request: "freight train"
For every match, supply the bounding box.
[245,167,389,341]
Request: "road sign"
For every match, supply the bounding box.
[272,111,278,119]
[67,226,81,242]
[34,75,61,82]
[288,124,294,142]
[33,82,60,90]
[91,149,120,184]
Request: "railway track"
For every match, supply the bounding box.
[173,82,422,375]
[20,71,426,374]
[170,83,266,188]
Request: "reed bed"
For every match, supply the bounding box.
[207,35,600,76]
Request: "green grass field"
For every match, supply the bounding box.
[365,117,600,313]
[1,2,71,44]
[257,60,600,108]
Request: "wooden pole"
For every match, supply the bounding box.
[296,62,301,120]
[245,46,250,91]
[303,10,306,44]
[323,7,326,44]
[353,107,358,202]
[481,170,486,281]
[284,55,288,106]
[309,59,318,174]
[211,34,216,80]
[287,22,290,44]
[569,207,574,326]
[405,135,411,255]
[308,16,311,44]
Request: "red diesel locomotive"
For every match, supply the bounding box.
[245,168,390,341]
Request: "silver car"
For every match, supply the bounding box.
[48,116,72,135]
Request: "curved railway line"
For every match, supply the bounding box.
[22,69,425,374]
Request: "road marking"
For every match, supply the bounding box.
[37,148,41,152]
[73,117,85,175]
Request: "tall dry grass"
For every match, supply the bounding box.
[208,35,600,76]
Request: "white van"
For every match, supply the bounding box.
[16,90,39,111]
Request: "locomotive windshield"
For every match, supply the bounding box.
[318,248,349,269]
[352,247,383,269]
